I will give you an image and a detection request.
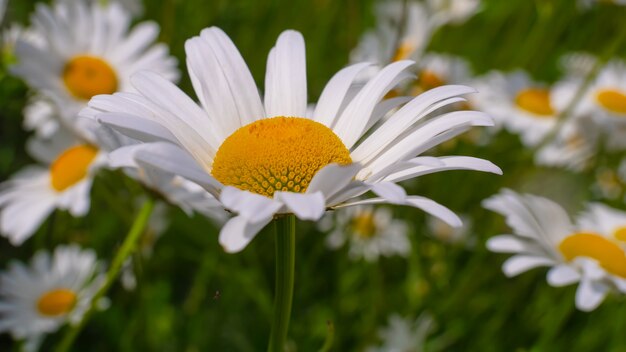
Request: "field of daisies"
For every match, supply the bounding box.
[2,0,626,351]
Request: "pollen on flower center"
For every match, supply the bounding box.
[419,70,445,91]
[514,88,555,116]
[351,212,378,239]
[63,55,118,100]
[211,117,352,198]
[596,88,626,114]
[50,145,99,192]
[37,288,77,317]
[558,232,626,278]
[614,227,626,241]
[391,42,415,62]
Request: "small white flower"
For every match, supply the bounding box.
[472,70,558,147]
[0,245,105,344]
[426,0,482,26]
[0,130,106,245]
[11,0,178,139]
[324,206,410,261]
[366,313,441,352]
[484,189,626,311]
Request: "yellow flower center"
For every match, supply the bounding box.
[50,145,99,192]
[391,42,415,62]
[211,117,352,198]
[596,89,626,114]
[558,232,626,278]
[63,55,118,100]
[351,212,378,239]
[614,227,626,241]
[419,70,445,92]
[514,88,555,116]
[36,288,77,317]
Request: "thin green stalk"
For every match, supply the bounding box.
[54,199,155,352]
[267,215,296,352]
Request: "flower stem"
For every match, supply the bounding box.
[54,199,155,352]
[267,215,296,352]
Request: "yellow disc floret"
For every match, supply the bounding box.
[514,88,555,116]
[596,88,626,114]
[211,117,352,198]
[50,145,99,192]
[559,232,626,278]
[37,288,77,317]
[63,55,118,100]
[351,212,378,239]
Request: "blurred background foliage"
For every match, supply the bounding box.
[1,0,626,351]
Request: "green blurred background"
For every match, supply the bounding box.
[2,0,626,351]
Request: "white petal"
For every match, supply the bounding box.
[313,62,372,126]
[219,216,272,253]
[547,265,581,287]
[133,142,222,196]
[307,163,362,200]
[264,30,307,118]
[369,182,406,204]
[220,187,282,223]
[274,191,325,220]
[575,279,609,312]
[502,255,554,277]
[333,60,415,149]
[382,156,502,183]
[486,235,534,253]
[97,112,177,143]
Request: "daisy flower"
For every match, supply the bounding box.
[11,0,178,138]
[86,27,501,253]
[0,130,106,246]
[484,189,626,311]
[0,245,105,344]
[324,206,410,261]
[554,59,626,151]
[366,313,446,352]
[413,53,473,96]
[472,70,559,147]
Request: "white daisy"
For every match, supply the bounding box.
[0,244,105,343]
[472,70,559,146]
[11,0,178,139]
[554,59,626,151]
[324,206,410,261]
[0,130,106,245]
[413,53,473,96]
[85,27,501,253]
[484,189,626,311]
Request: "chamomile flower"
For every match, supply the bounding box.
[554,59,626,150]
[0,245,105,343]
[11,0,178,138]
[484,189,626,311]
[472,70,560,146]
[0,130,106,245]
[86,27,500,253]
[324,206,410,261]
[413,53,473,95]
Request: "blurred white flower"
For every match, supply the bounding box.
[484,189,626,311]
[426,0,482,26]
[472,70,558,147]
[366,313,443,352]
[324,206,410,261]
[427,214,472,246]
[0,245,106,345]
[60,0,144,17]
[11,0,178,139]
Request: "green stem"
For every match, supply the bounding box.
[267,215,296,352]
[54,199,155,352]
